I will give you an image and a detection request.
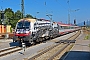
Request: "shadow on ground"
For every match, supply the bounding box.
[9,42,21,47]
[9,42,31,47]
[60,51,90,60]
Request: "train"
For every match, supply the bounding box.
[13,18,80,44]
[57,22,80,35]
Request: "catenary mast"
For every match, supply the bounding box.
[21,0,25,18]
[67,0,70,24]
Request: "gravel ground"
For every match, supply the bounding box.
[0,39,13,50]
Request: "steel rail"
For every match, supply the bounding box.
[27,30,81,60]
[0,46,17,53]
[48,44,69,60]
[48,30,81,60]
[28,43,61,60]
[0,47,22,57]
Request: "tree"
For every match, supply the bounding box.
[4,8,14,25]
[4,8,14,19]
[14,10,22,19]
[25,14,34,18]
[4,8,13,13]
[1,8,35,28]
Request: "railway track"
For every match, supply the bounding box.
[26,30,81,60]
[0,46,21,57]
[0,42,41,57]
[0,31,80,59]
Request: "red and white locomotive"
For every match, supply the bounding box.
[13,18,59,44]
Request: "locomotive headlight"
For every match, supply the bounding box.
[15,31,19,33]
[25,29,30,34]
[25,31,31,35]
[25,31,29,33]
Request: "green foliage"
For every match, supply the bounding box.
[14,10,22,19]
[10,19,19,28]
[4,8,14,25]
[89,44,90,47]
[84,34,90,40]
[0,8,34,28]
[25,14,34,18]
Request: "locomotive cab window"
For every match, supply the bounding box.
[16,20,30,29]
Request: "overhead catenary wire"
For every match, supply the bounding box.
[54,0,70,24]
[54,0,68,10]
[33,0,53,19]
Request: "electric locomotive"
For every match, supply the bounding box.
[13,18,59,44]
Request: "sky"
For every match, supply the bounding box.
[0,0,90,24]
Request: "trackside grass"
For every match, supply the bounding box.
[84,34,90,40]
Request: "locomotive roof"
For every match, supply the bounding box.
[18,18,51,23]
[18,18,36,22]
[57,22,72,26]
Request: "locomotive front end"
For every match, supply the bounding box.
[13,19,31,43]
